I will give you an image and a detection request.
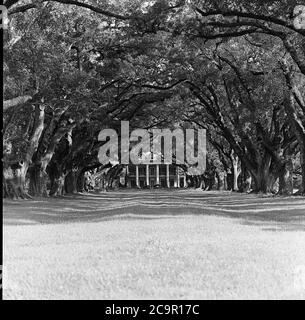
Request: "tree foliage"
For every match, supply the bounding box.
[3,0,305,197]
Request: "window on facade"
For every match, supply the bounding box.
[169,166,176,175]
[160,178,166,187]
[129,166,136,175]
[180,178,184,187]
[160,165,167,175]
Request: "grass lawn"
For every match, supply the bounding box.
[3,190,305,300]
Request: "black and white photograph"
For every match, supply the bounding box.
[2,0,305,302]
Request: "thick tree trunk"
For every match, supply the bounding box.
[3,104,46,199]
[199,176,205,189]
[251,154,278,193]
[216,171,226,191]
[298,146,305,195]
[31,121,76,197]
[232,157,240,191]
[203,172,215,190]
[224,172,228,190]
[47,161,66,197]
[253,171,273,193]
[65,171,77,194]
[28,165,48,197]
[241,168,252,193]
[105,165,120,190]
[3,161,30,199]
[4,104,45,199]
[76,170,85,192]
[253,173,278,193]
[281,59,305,194]
[278,158,294,195]
[49,173,66,197]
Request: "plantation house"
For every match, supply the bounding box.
[126,164,187,188]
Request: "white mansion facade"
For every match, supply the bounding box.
[126,164,187,188]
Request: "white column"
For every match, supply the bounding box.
[156,164,160,185]
[174,166,178,187]
[183,174,187,188]
[126,165,131,188]
[166,164,170,188]
[176,166,180,188]
[136,165,139,188]
[146,164,149,187]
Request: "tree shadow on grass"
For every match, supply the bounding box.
[3,190,305,231]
